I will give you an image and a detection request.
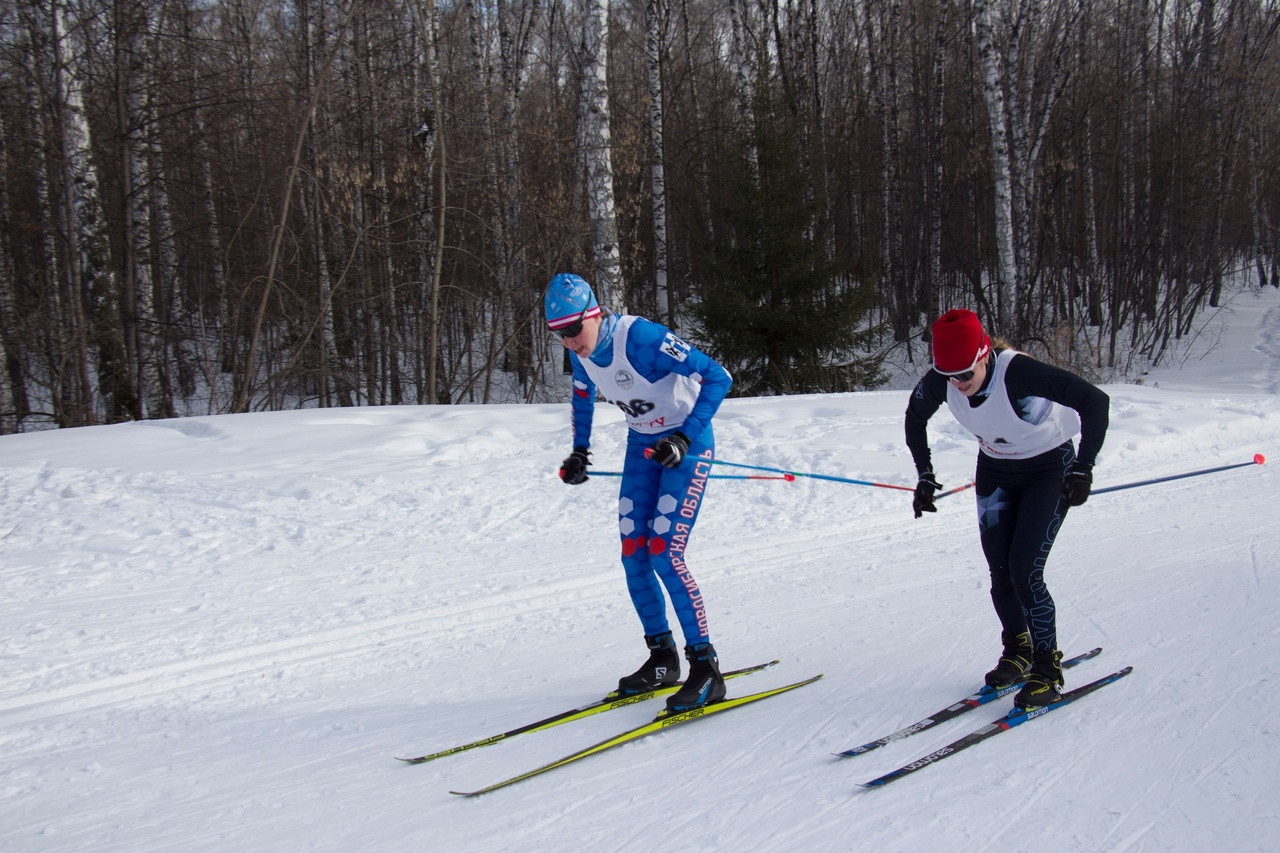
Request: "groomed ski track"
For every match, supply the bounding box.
[2,288,1278,850]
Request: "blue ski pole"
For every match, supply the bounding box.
[590,471,793,481]
[707,458,915,491]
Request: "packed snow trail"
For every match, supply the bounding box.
[2,286,1278,851]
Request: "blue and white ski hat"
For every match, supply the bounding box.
[544,273,602,331]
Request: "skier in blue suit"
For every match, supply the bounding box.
[546,273,734,713]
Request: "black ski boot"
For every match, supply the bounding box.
[984,630,1033,689]
[664,643,727,713]
[1014,649,1064,708]
[616,632,681,696]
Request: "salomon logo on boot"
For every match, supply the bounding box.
[665,643,727,712]
[616,633,681,696]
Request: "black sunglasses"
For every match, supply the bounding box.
[553,305,590,339]
[938,368,976,383]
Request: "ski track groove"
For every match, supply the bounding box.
[0,572,622,725]
[1098,687,1250,852]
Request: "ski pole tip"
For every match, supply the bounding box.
[784,473,796,481]
[1255,453,1266,465]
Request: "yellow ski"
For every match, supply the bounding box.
[396,660,779,764]
[450,673,823,797]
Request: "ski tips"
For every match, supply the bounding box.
[1255,453,1266,465]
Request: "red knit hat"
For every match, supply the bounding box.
[932,309,991,373]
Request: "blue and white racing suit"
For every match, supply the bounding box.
[569,314,733,646]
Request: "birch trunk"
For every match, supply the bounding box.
[0,112,16,432]
[413,0,447,404]
[927,0,951,328]
[188,60,227,406]
[580,0,623,309]
[115,0,166,420]
[143,99,181,418]
[974,0,1018,326]
[645,0,671,324]
[52,0,108,424]
[498,2,537,394]
[1077,0,1102,331]
[21,14,69,422]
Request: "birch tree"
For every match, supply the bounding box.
[973,0,1018,326]
[0,109,15,431]
[0,0,1277,425]
[925,0,952,330]
[645,0,671,324]
[45,0,110,424]
[15,2,66,422]
[579,0,622,309]
[412,0,447,404]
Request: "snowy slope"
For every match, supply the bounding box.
[3,286,1278,852]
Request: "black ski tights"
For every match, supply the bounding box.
[975,443,1074,654]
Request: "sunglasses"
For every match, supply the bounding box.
[553,305,590,339]
[935,352,985,383]
[938,368,976,383]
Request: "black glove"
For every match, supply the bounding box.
[1061,461,1093,507]
[913,472,942,518]
[559,447,590,485]
[649,431,690,469]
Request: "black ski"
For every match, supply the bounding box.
[861,666,1133,788]
[835,647,1102,758]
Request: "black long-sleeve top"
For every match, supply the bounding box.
[905,349,1110,476]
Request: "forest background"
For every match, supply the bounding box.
[1,0,1277,433]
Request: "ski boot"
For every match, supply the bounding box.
[664,642,727,713]
[1014,649,1065,708]
[984,630,1033,689]
[616,632,681,696]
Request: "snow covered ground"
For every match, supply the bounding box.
[3,287,1278,852]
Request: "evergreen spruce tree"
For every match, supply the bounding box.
[691,94,884,396]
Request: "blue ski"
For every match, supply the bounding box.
[860,666,1133,788]
[836,647,1102,758]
